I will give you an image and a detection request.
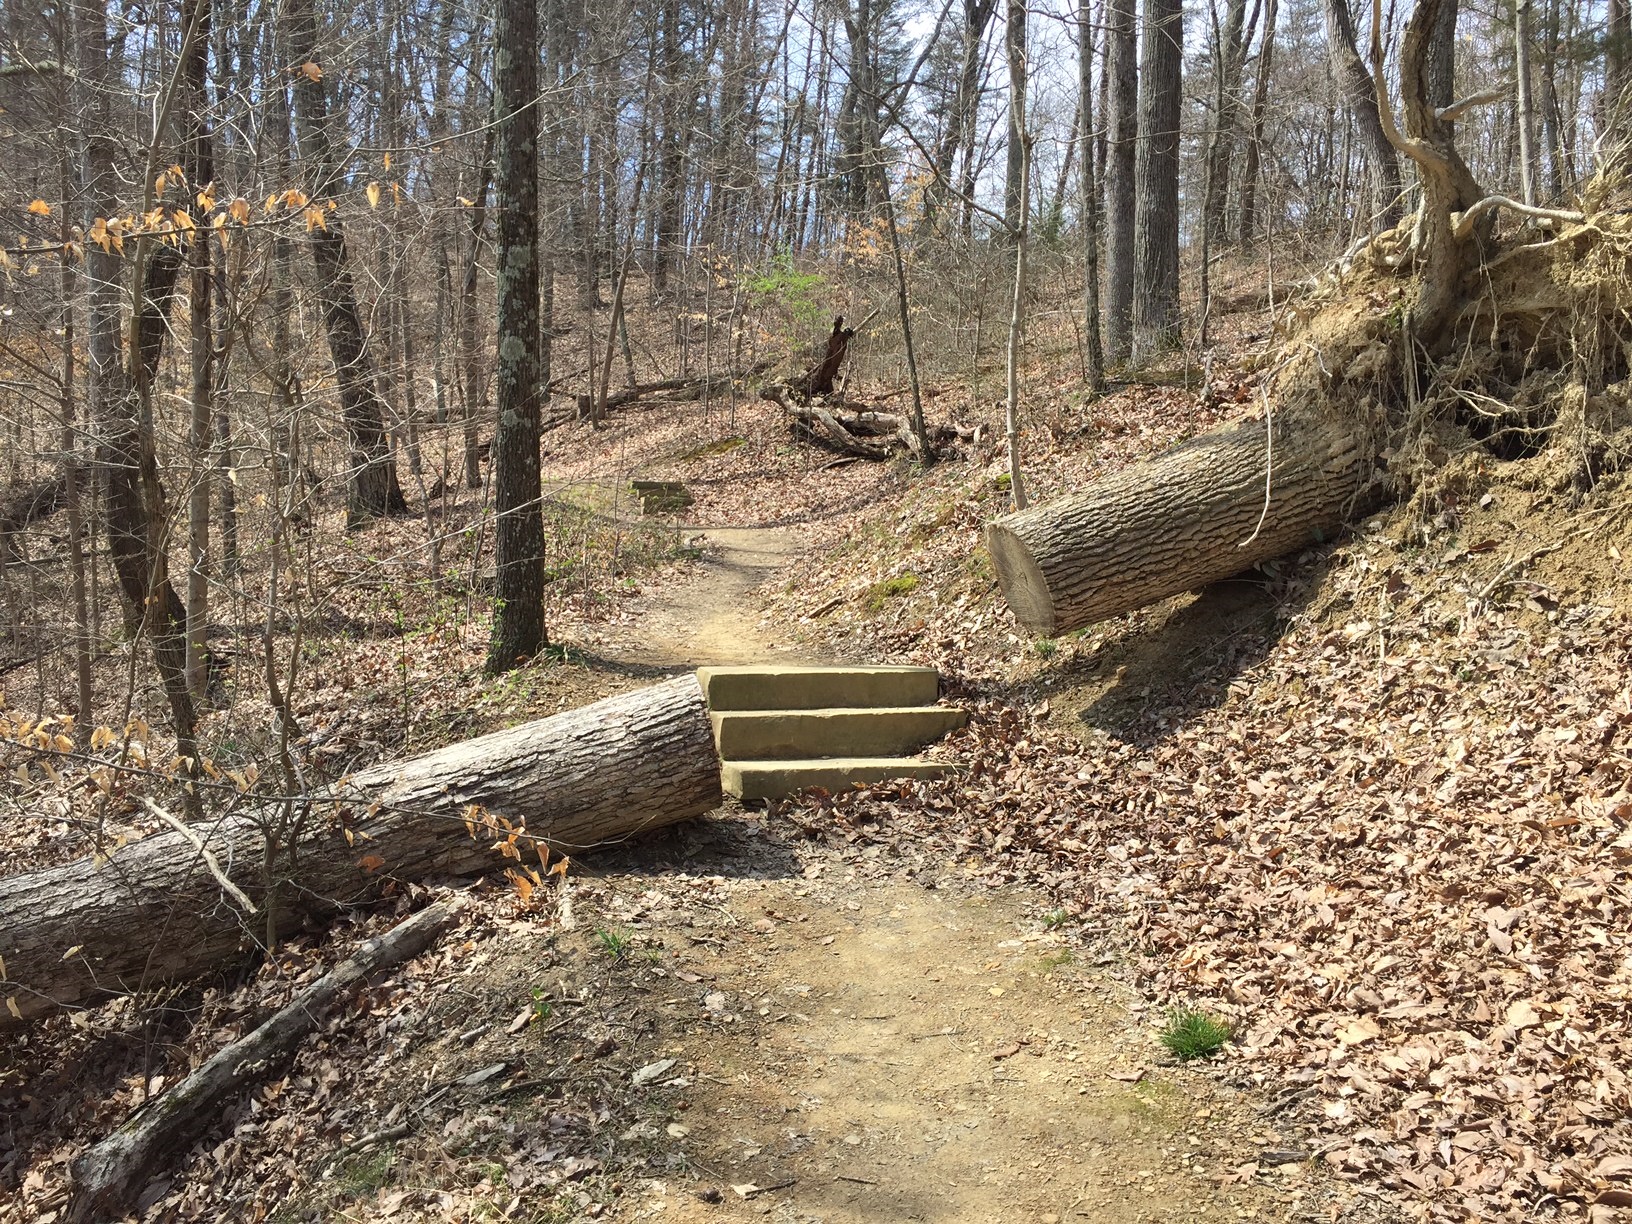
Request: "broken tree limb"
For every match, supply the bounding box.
[800,316,857,397]
[0,675,720,1028]
[760,383,974,460]
[985,410,1374,635]
[67,899,461,1224]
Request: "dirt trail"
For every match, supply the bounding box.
[616,526,824,667]
[587,528,1335,1224]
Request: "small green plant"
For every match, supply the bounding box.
[994,472,1012,490]
[865,572,919,611]
[1042,908,1070,929]
[1038,949,1073,970]
[1159,1007,1233,1061]
[529,986,553,1024]
[1034,638,1057,659]
[595,927,633,960]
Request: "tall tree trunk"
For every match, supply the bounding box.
[1203,0,1251,247]
[286,0,409,526]
[487,0,548,672]
[1515,0,1537,204]
[1004,0,1030,509]
[838,0,877,218]
[932,0,996,230]
[182,0,214,704]
[1102,0,1136,361]
[1319,0,1403,226]
[1606,0,1630,131]
[1131,0,1183,363]
[80,0,201,765]
[1002,0,1027,238]
[460,123,495,489]
[1238,0,1277,247]
[1079,0,1105,393]
[1424,0,1457,114]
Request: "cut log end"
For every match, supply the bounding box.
[984,523,1058,635]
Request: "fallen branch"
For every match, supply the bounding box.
[68,899,461,1223]
[760,383,974,461]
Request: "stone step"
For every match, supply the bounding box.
[696,665,940,712]
[722,757,955,803]
[711,706,967,761]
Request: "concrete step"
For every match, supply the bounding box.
[722,757,956,802]
[711,706,967,761]
[697,665,940,712]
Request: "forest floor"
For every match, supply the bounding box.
[5,274,1632,1223]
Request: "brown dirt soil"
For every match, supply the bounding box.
[601,861,1321,1224]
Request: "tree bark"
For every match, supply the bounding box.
[68,901,460,1223]
[1001,0,1027,238]
[0,676,721,1028]
[487,0,548,672]
[985,410,1372,634]
[286,0,409,526]
[1102,0,1136,361]
[1319,0,1403,226]
[1238,0,1277,247]
[1131,0,1183,362]
[1079,0,1105,392]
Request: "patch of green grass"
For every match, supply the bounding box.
[1159,1007,1233,1061]
[595,927,634,960]
[1037,949,1072,970]
[1042,908,1070,929]
[333,1148,395,1199]
[865,572,919,612]
[1034,638,1057,659]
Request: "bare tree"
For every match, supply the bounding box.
[1102,0,1136,361]
[1131,0,1182,362]
[486,0,548,671]
[1320,0,1404,226]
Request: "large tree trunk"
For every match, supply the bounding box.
[1131,0,1183,362]
[1320,0,1403,227]
[0,677,721,1028]
[286,0,410,526]
[1101,0,1136,361]
[984,410,1372,635]
[487,0,548,672]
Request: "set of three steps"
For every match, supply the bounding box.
[695,665,966,802]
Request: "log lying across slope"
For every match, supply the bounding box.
[986,408,1374,635]
[68,900,461,1223]
[0,675,720,1028]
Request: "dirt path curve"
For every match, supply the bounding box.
[589,526,1334,1224]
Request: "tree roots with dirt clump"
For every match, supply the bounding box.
[988,0,1632,636]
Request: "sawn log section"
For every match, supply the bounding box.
[0,675,720,1028]
[985,410,1372,635]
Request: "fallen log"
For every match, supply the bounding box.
[761,383,974,460]
[0,675,720,1028]
[67,899,461,1223]
[985,409,1374,635]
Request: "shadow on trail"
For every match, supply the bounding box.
[587,805,803,886]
